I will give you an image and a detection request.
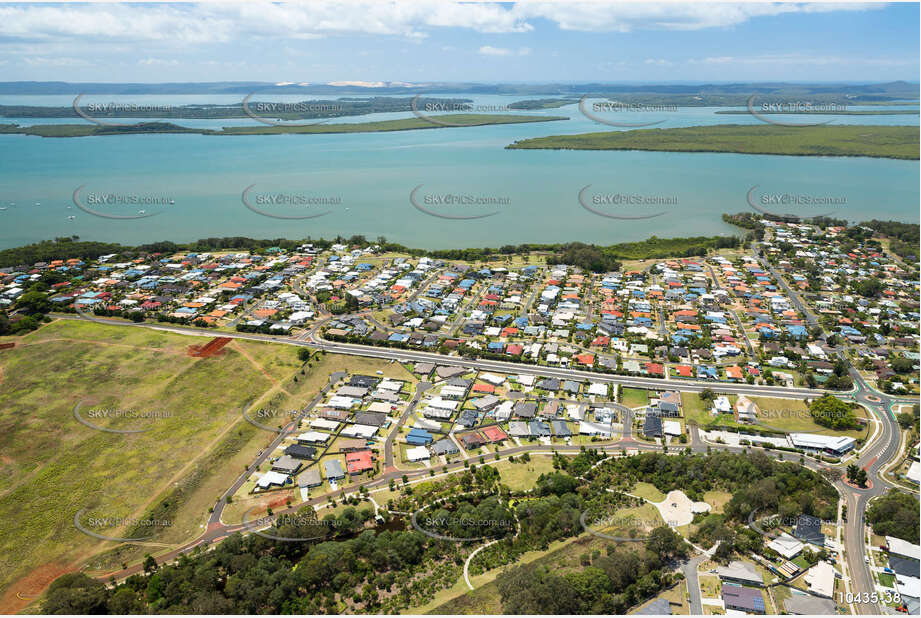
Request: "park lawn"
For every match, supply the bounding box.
[0,320,285,605]
[879,572,896,587]
[632,482,667,502]
[496,455,557,491]
[703,491,733,514]
[369,488,402,510]
[621,387,650,408]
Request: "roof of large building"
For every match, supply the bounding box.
[789,433,856,452]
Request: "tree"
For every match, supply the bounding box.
[107,587,146,614]
[854,277,883,298]
[16,290,52,315]
[867,490,920,543]
[809,394,859,430]
[846,464,860,484]
[646,526,689,562]
[497,564,584,614]
[855,468,868,487]
[896,412,918,431]
[142,554,158,574]
[43,573,110,614]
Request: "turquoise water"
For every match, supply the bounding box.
[0,94,917,249]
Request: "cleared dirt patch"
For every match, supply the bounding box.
[188,336,232,357]
[0,562,71,614]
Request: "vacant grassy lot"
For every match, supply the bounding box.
[0,321,286,606]
[698,574,722,599]
[507,124,920,160]
[621,387,650,408]
[0,320,405,610]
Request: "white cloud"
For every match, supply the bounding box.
[479,45,531,57]
[512,2,880,33]
[0,1,882,46]
[479,46,513,56]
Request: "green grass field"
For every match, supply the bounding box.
[496,455,557,491]
[621,387,650,408]
[507,124,920,160]
[0,319,403,610]
[632,482,666,502]
[0,321,286,605]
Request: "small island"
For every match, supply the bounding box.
[0,114,567,138]
[508,98,579,110]
[506,124,920,160]
[715,109,918,116]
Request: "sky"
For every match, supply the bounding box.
[0,1,918,83]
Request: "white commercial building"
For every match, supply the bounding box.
[789,433,856,455]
